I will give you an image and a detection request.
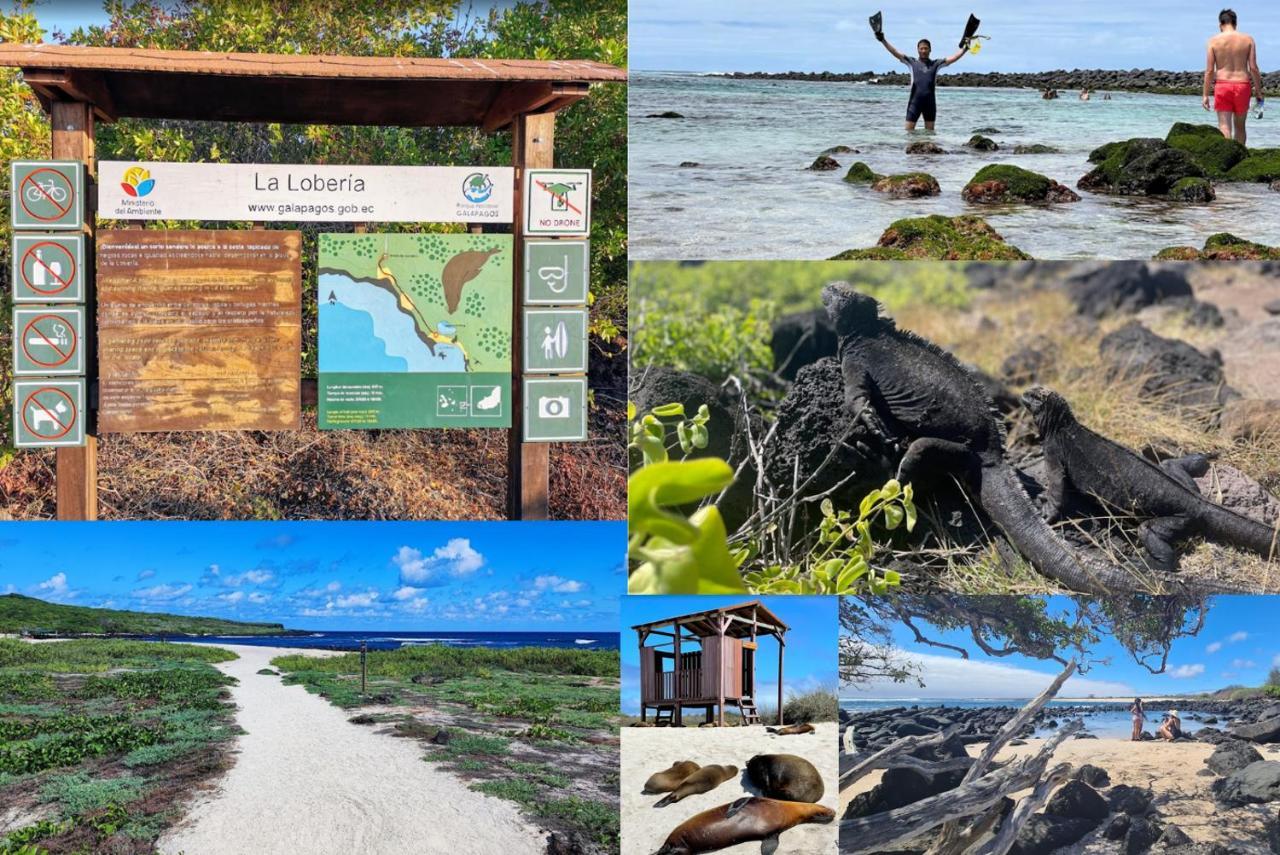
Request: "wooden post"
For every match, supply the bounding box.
[51,100,97,520]
[507,112,553,519]
[673,622,682,727]
[777,637,785,727]
[360,639,367,697]
[717,615,727,727]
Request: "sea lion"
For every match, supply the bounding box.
[654,797,835,855]
[746,754,824,803]
[765,723,815,736]
[654,764,738,807]
[643,761,701,794]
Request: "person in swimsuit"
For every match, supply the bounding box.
[1203,9,1264,144]
[1156,709,1183,741]
[1129,697,1146,741]
[875,31,971,131]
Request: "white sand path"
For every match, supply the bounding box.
[158,644,543,855]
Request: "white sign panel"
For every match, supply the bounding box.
[524,169,591,236]
[98,162,513,224]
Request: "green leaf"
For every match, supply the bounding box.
[883,504,904,530]
[627,401,637,421]
[651,403,685,418]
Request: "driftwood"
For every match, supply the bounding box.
[840,725,961,788]
[840,718,1082,853]
[980,761,1073,855]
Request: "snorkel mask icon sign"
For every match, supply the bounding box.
[537,253,570,294]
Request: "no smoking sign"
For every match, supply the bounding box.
[13,307,85,376]
[12,379,86,448]
[11,234,85,302]
[10,161,84,230]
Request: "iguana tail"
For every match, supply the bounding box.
[977,461,1175,595]
[1196,503,1280,562]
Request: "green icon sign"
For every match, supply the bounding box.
[12,234,85,302]
[13,307,85,376]
[12,379,86,448]
[524,308,588,374]
[524,240,589,304]
[523,377,587,442]
[11,161,84,230]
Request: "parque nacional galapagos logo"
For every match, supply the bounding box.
[120,166,155,197]
[462,172,494,203]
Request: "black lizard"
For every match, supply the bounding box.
[1022,385,1278,572]
[823,283,1201,595]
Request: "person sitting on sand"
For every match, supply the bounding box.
[1203,8,1264,144]
[874,31,972,131]
[1129,697,1146,741]
[1157,709,1183,741]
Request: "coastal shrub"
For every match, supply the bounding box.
[122,741,198,768]
[472,778,541,804]
[0,594,282,638]
[631,292,777,382]
[0,638,235,671]
[540,796,620,848]
[781,687,840,723]
[77,666,233,707]
[1,818,72,853]
[1225,148,1280,182]
[436,733,510,758]
[0,721,161,775]
[0,673,56,700]
[1165,122,1247,177]
[273,644,619,683]
[40,771,144,817]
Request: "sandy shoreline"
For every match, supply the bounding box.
[157,643,542,855]
[622,722,839,855]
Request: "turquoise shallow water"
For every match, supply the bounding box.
[840,699,1207,739]
[629,71,1280,260]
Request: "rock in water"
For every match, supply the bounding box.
[966,134,999,151]
[1078,137,1208,199]
[807,155,841,171]
[440,248,500,314]
[906,140,946,154]
[871,172,941,198]
[1165,122,1248,177]
[1206,740,1264,775]
[821,145,858,155]
[1154,233,1280,261]
[1212,760,1280,806]
[1045,779,1110,821]
[830,215,1031,260]
[843,162,881,184]
[962,164,1079,203]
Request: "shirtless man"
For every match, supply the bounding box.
[1203,9,1264,144]
[875,32,971,131]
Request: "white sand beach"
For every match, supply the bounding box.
[157,644,542,855]
[621,722,839,855]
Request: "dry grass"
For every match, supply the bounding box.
[0,407,625,521]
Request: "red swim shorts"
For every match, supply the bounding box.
[1215,80,1252,115]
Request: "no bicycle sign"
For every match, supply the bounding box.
[10,161,84,230]
[12,380,86,448]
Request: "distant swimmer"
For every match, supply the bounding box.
[1080,88,1091,101]
[1204,8,1264,144]
[870,11,973,131]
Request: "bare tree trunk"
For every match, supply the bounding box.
[841,726,960,789]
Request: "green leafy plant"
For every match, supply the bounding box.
[627,402,746,594]
[744,481,915,595]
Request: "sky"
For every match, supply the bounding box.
[631,1,1280,73]
[843,596,1280,700]
[0,521,623,632]
[619,595,837,715]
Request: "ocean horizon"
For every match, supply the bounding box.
[149,629,620,652]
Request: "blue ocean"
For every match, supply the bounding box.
[629,71,1280,260]
[147,630,620,653]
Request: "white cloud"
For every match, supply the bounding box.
[133,583,193,601]
[136,569,156,581]
[394,539,484,585]
[1231,659,1257,670]
[1206,642,1223,654]
[248,592,270,604]
[230,569,274,586]
[1169,664,1206,679]
[533,575,584,594]
[848,652,1135,699]
[35,572,70,596]
[393,586,423,601]
[335,590,379,608]
[404,597,429,612]
[1229,631,1249,643]
[218,591,245,604]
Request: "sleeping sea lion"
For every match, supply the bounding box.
[643,760,701,794]
[746,753,824,803]
[765,723,815,735]
[654,764,738,807]
[653,797,835,855]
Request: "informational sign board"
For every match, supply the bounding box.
[96,230,302,433]
[98,162,514,224]
[12,379,86,447]
[13,307,85,376]
[523,308,588,374]
[523,377,587,442]
[10,161,84,230]
[523,240,589,304]
[317,233,513,429]
[11,234,86,302]
[524,169,591,236]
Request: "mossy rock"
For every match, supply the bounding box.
[905,140,946,155]
[966,134,999,152]
[1169,176,1216,203]
[830,214,1031,260]
[1153,233,1280,260]
[972,126,1002,134]
[1165,122,1247,177]
[962,164,1079,203]
[843,162,882,183]
[871,172,941,198]
[1079,138,1206,197]
[808,154,841,171]
[1225,148,1280,182]
[1013,144,1060,154]
[821,145,858,156]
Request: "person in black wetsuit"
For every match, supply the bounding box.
[875,31,971,131]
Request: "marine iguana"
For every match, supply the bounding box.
[822,283,1187,595]
[1022,385,1279,572]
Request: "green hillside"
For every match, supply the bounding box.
[0,594,286,636]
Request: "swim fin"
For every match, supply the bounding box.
[869,11,883,36]
[961,13,980,48]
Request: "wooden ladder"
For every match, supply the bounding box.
[739,698,761,725]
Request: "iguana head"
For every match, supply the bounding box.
[1021,385,1075,432]
[822,282,888,338]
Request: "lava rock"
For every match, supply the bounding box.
[967,134,999,151]
[807,155,841,171]
[821,145,859,155]
[1124,816,1164,853]
[844,162,881,183]
[647,111,684,118]
[1231,716,1280,744]
[962,164,1080,203]
[1045,779,1110,821]
[1109,784,1154,815]
[1212,760,1280,806]
[906,140,946,155]
[770,309,837,380]
[872,172,942,198]
[1166,123,1249,177]
[1010,815,1099,855]
[1013,144,1060,154]
[1105,814,1132,840]
[831,215,1031,261]
[1064,261,1193,317]
[1073,764,1112,788]
[1207,739,1264,775]
[1098,321,1239,414]
[1079,137,1208,199]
